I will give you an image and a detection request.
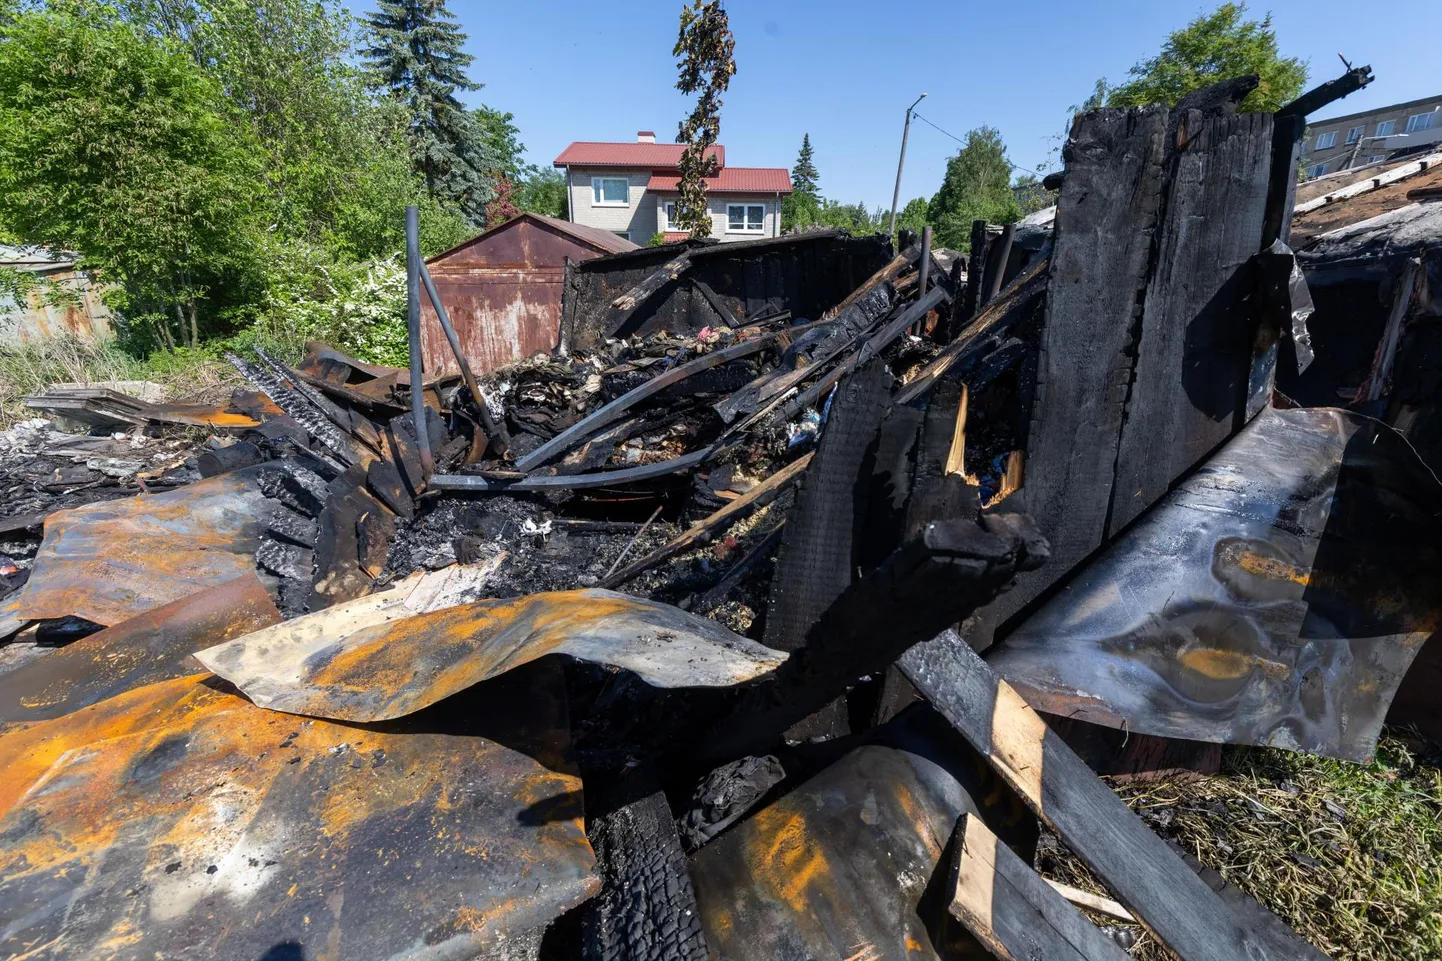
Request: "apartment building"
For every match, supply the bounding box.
[1301,93,1442,178]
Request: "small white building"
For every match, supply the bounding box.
[554,132,792,244]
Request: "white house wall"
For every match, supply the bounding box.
[652,194,780,242]
[564,166,780,243]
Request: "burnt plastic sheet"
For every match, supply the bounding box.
[0,660,597,961]
[6,464,287,626]
[988,406,1442,762]
[0,573,281,723]
[689,708,1033,960]
[197,588,788,723]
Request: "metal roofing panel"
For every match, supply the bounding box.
[646,167,793,194]
[554,141,724,168]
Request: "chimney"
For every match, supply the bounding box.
[636,131,656,143]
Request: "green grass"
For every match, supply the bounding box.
[1037,733,1442,960]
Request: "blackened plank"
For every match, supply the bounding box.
[946,813,1130,961]
[971,107,1167,641]
[1109,112,1272,535]
[900,631,1331,961]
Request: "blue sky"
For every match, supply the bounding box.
[344,0,1440,210]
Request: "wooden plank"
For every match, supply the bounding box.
[600,250,694,337]
[948,813,1131,961]
[598,452,813,588]
[1359,257,1420,402]
[692,278,741,327]
[1109,111,1273,535]
[968,107,1167,641]
[900,631,1332,961]
[1292,150,1442,216]
[1044,879,1135,924]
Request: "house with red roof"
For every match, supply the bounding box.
[554,132,792,244]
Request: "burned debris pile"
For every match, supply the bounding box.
[4,68,1442,961]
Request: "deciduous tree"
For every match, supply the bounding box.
[926,126,1022,249]
[1105,3,1306,112]
[672,0,735,239]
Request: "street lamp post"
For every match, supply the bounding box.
[1344,133,1406,170]
[887,92,927,240]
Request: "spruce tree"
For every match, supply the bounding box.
[791,133,819,198]
[782,132,821,231]
[362,0,495,225]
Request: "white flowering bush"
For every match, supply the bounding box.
[258,252,410,368]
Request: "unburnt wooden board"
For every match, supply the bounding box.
[1108,111,1273,535]
[947,813,1130,961]
[900,631,1331,961]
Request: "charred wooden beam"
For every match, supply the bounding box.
[599,452,813,588]
[601,250,696,338]
[694,514,1047,767]
[430,449,710,493]
[899,632,1331,961]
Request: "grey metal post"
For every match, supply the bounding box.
[405,205,435,475]
[888,92,927,240]
[918,225,932,293]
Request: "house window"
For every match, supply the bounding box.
[1375,119,1396,137]
[1406,112,1435,133]
[726,204,765,233]
[1306,163,1327,178]
[591,177,629,206]
[614,232,630,241]
[1345,125,1364,144]
[1368,155,1385,164]
[664,201,682,230]
[1314,131,1338,149]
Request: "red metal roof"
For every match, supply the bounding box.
[554,142,724,168]
[646,167,793,194]
[662,231,690,243]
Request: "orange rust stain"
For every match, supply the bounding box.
[1234,550,1311,586]
[1178,647,1290,682]
[744,806,834,915]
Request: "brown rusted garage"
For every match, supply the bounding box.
[419,213,638,376]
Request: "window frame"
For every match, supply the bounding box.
[1375,119,1396,137]
[663,201,682,231]
[725,203,766,233]
[1345,125,1364,144]
[1406,112,1435,133]
[613,231,630,241]
[591,176,630,207]
[1314,131,1339,149]
[1367,155,1385,165]
[1306,163,1328,178]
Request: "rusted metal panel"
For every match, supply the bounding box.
[8,463,285,626]
[0,659,598,960]
[196,588,788,723]
[689,707,1032,960]
[0,252,113,347]
[419,216,625,377]
[988,406,1442,762]
[0,573,280,723]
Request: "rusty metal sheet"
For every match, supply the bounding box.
[0,660,598,960]
[420,271,564,377]
[142,401,265,429]
[7,464,283,626]
[197,588,788,723]
[689,707,1034,960]
[0,573,280,723]
[989,406,1442,762]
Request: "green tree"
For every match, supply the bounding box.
[1012,173,1056,216]
[362,0,496,225]
[672,0,735,239]
[0,5,264,348]
[926,126,1023,249]
[896,197,929,235]
[514,167,567,219]
[781,133,821,231]
[1105,3,1306,112]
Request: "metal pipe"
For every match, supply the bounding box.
[405,205,435,476]
[918,225,932,294]
[418,259,510,455]
[887,92,927,241]
[981,223,1015,307]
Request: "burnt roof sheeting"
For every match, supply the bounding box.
[1298,201,1442,284]
[0,661,598,961]
[195,588,788,723]
[988,406,1442,762]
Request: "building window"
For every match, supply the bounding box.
[591,177,629,206]
[1314,131,1338,149]
[1375,119,1396,137]
[1345,125,1364,144]
[1406,112,1435,133]
[1368,155,1385,164]
[1306,163,1327,178]
[726,204,765,232]
[664,201,682,230]
[614,231,630,241]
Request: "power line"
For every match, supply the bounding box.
[911,111,1052,177]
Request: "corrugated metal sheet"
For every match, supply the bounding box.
[0,247,112,346]
[420,215,633,376]
[553,141,724,168]
[647,167,794,194]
